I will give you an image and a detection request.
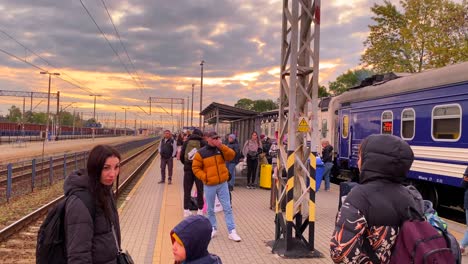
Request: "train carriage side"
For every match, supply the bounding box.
[335,62,468,208]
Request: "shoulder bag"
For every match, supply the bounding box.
[112,225,135,264]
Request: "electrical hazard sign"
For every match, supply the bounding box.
[297,117,310,132]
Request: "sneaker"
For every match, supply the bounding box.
[211,228,217,238]
[461,247,466,255]
[197,209,204,216]
[246,184,251,189]
[168,180,172,185]
[183,210,191,218]
[157,180,165,184]
[251,185,256,189]
[228,229,242,242]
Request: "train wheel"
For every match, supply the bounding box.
[415,183,439,209]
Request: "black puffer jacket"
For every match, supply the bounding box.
[330,134,418,264]
[64,169,121,264]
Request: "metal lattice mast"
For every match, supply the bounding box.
[272,0,321,258]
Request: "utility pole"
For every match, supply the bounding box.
[199,60,204,129]
[40,71,60,141]
[186,96,189,127]
[122,107,130,136]
[89,94,102,121]
[114,112,117,136]
[272,0,321,258]
[191,83,195,127]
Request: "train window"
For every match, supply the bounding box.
[342,115,349,138]
[381,111,393,134]
[432,104,461,141]
[401,109,415,140]
[321,119,328,138]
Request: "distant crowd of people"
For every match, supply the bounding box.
[38,128,468,264]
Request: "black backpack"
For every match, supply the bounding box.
[36,190,95,264]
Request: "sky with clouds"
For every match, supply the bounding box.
[0,0,385,128]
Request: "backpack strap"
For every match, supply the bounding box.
[69,189,96,220]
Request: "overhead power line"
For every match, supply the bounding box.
[0,46,137,116]
[79,0,145,96]
[0,28,91,93]
[100,0,146,89]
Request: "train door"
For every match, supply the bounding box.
[339,109,351,165]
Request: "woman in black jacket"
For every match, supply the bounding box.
[64,145,122,263]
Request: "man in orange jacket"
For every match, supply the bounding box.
[192,131,242,242]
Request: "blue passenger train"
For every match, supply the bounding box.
[327,62,468,208]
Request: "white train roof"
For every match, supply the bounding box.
[329,61,468,110]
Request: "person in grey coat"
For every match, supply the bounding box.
[64,145,122,263]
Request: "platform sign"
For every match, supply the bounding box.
[297,117,310,132]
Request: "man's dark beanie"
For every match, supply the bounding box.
[193,129,203,137]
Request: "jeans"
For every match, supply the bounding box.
[204,182,236,232]
[227,163,236,188]
[322,162,333,190]
[461,210,468,248]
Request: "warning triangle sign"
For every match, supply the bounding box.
[297,117,310,132]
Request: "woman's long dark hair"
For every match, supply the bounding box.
[87,145,121,220]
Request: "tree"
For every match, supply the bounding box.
[60,111,74,126]
[361,0,468,73]
[234,98,255,110]
[252,99,278,112]
[319,85,330,98]
[328,69,374,95]
[235,98,278,112]
[7,105,22,123]
[31,112,48,124]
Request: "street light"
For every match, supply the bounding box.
[40,71,60,141]
[199,60,205,129]
[89,94,102,121]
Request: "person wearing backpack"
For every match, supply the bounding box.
[55,145,122,263]
[330,134,420,263]
[180,129,206,217]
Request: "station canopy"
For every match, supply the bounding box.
[200,102,259,123]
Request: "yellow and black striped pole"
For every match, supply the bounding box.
[285,150,295,250]
[308,153,317,250]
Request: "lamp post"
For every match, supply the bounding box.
[40,71,60,141]
[199,60,204,129]
[122,107,130,136]
[89,94,102,122]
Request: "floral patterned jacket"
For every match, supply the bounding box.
[330,134,418,263]
[330,200,399,263]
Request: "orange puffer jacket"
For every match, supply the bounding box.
[192,144,235,186]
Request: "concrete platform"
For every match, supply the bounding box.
[119,156,468,264]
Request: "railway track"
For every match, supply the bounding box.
[0,141,159,263]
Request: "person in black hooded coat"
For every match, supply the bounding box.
[64,145,122,264]
[330,134,420,264]
[180,129,207,216]
[171,215,222,264]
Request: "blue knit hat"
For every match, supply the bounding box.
[229,134,236,140]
